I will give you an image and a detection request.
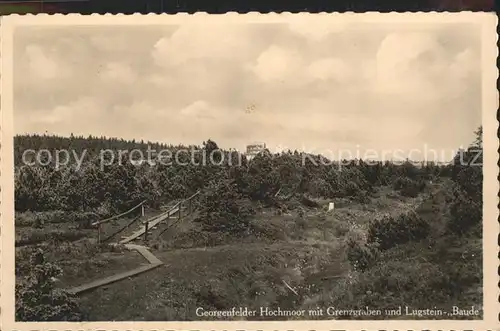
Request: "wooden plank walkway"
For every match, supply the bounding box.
[125,244,162,264]
[66,193,200,295]
[118,207,179,244]
[66,263,162,295]
[66,243,163,295]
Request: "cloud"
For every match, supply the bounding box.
[89,34,131,52]
[288,16,346,41]
[99,62,136,84]
[17,97,102,133]
[180,100,215,119]
[13,23,482,156]
[449,48,478,80]
[251,45,303,83]
[371,32,445,96]
[152,25,253,67]
[307,58,351,81]
[369,31,479,105]
[25,45,67,80]
[251,45,350,86]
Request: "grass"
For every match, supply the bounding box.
[16,238,147,288]
[300,180,482,320]
[76,240,345,321]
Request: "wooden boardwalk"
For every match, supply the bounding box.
[124,244,163,264]
[66,192,200,295]
[66,243,163,295]
[119,207,180,244]
[66,263,162,295]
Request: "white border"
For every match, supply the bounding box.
[1,12,498,331]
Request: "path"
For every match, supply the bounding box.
[66,243,163,295]
[119,206,180,244]
[124,243,163,264]
[67,192,200,295]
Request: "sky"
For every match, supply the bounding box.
[13,20,482,161]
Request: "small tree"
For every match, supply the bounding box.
[367,212,430,250]
[196,179,255,234]
[473,125,483,148]
[16,249,83,321]
[346,238,380,272]
[447,187,482,236]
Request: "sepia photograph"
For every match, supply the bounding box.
[0,12,498,330]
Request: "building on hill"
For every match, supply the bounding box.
[245,142,266,161]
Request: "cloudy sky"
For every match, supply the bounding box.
[13,20,481,160]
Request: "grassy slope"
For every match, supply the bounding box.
[16,238,148,289]
[305,179,482,320]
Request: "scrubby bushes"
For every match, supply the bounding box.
[16,249,83,321]
[14,134,451,239]
[15,134,446,218]
[196,180,256,235]
[447,128,482,237]
[14,137,231,214]
[346,238,379,272]
[323,259,457,319]
[393,177,426,197]
[367,212,430,251]
[448,186,482,235]
[15,211,99,229]
[16,230,88,247]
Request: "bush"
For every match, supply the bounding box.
[196,180,256,235]
[447,188,482,236]
[16,249,83,321]
[16,211,99,229]
[68,211,99,229]
[393,177,426,198]
[346,238,379,272]
[16,230,88,247]
[332,220,351,237]
[332,260,455,315]
[367,212,430,250]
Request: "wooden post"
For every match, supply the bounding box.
[144,221,149,242]
[97,224,101,244]
[141,204,145,217]
[188,199,192,214]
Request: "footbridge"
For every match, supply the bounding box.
[66,191,201,295]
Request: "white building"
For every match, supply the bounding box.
[245,142,266,161]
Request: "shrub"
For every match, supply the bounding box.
[393,177,426,197]
[49,230,88,243]
[332,220,351,237]
[196,180,256,234]
[16,230,88,247]
[353,190,370,203]
[346,238,380,272]
[447,188,482,236]
[16,211,68,227]
[367,212,430,250]
[33,217,45,229]
[68,211,99,229]
[16,249,83,321]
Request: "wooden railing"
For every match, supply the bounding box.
[93,200,146,244]
[142,191,201,224]
[142,191,201,241]
[92,200,146,227]
[93,191,202,244]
